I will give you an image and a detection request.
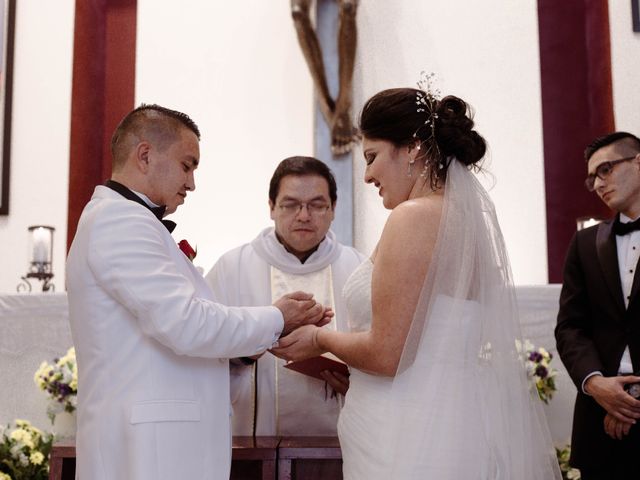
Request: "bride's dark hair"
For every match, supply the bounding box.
[358,88,486,188]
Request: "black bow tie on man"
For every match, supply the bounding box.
[104,180,177,233]
[613,214,640,236]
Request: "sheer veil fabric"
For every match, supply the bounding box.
[381,160,561,479]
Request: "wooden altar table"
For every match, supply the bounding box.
[49,436,341,480]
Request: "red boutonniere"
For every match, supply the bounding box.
[178,239,197,261]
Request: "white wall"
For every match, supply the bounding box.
[1,1,638,291]
[137,0,548,284]
[136,0,315,273]
[0,0,74,293]
[352,0,548,284]
[609,1,640,133]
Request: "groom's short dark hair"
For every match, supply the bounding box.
[110,104,200,170]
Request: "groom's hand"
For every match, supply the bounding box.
[274,291,333,337]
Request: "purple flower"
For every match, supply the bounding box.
[535,365,548,378]
[529,351,543,362]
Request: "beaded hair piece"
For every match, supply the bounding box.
[414,71,442,176]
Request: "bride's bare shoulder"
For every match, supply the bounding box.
[388,194,443,225]
[379,195,443,251]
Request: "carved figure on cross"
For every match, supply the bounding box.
[291,0,359,155]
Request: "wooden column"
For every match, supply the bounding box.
[67,0,137,251]
[538,0,614,282]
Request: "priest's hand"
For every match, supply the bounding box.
[321,370,350,396]
[274,291,333,337]
[271,324,325,362]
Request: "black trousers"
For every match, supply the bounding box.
[580,464,634,480]
[578,436,638,480]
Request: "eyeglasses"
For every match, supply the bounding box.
[277,201,332,216]
[584,156,637,191]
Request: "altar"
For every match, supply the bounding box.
[0,287,575,447]
[0,293,73,436]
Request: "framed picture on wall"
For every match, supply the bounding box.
[0,0,15,215]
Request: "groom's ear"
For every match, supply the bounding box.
[133,142,152,173]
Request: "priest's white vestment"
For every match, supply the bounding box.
[206,227,365,435]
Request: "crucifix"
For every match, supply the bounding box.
[291,0,358,245]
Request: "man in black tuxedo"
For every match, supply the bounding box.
[556,131,640,479]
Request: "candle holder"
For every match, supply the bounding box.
[17,225,56,292]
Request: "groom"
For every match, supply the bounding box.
[66,104,330,480]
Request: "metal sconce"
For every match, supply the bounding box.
[17,225,56,292]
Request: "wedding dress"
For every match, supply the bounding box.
[338,160,561,479]
[339,261,492,478]
[338,259,393,479]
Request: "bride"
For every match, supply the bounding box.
[272,87,561,479]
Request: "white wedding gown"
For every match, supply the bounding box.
[337,161,560,479]
[338,259,493,479]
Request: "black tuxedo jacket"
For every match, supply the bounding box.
[556,219,640,469]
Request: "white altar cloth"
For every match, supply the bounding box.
[0,293,73,434]
[516,284,574,446]
[0,287,574,444]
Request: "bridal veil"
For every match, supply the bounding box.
[383,160,561,479]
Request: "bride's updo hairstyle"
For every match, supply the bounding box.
[359,88,486,188]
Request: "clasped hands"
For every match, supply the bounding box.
[271,289,327,359]
[273,291,333,338]
[585,374,640,440]
[272,292,349,396]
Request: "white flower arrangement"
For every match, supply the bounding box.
[556,444,581,480]
[516,339,558,404]
[33,347,77,423]
[0,419,53,480]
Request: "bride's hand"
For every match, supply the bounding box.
[270,325,325,362]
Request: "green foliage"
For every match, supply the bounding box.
[0,420,53,480]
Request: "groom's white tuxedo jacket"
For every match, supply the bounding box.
[67,185,283,480]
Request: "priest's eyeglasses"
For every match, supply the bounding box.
[585,156,636,192]
[277,201,331,216]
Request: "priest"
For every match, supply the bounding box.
[206,156,364,436]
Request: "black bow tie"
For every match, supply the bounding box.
[104,180,177,233]
[613,215,640,236]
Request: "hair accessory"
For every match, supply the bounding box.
[420,163,430,178]
[414,71,442,177]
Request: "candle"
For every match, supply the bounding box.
[32,227,50,263]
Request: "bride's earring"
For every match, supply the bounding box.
[407,158,416,177]
[407,144,420,177]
